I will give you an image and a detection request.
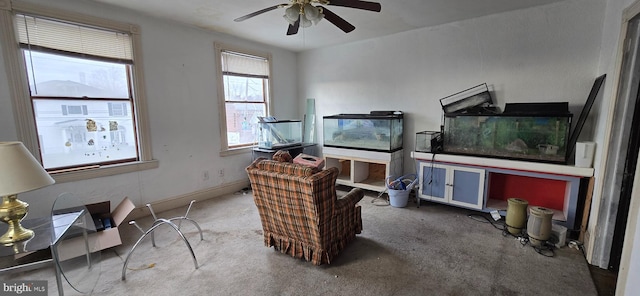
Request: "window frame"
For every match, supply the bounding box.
[214,42,273,156]
[0,0,157,183]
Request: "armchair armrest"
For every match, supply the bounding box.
[334,188,364,214]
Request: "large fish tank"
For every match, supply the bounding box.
[443,113,572,163]
[323,112,403,152]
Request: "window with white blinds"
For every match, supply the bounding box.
[15,14,133,63]
[14,13,142,171]
[221,50,269,78]
[216,45,272,151]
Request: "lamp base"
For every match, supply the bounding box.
[0,224,34,245]
[0,194,34,244]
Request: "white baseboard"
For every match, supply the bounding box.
[127,179,250,220]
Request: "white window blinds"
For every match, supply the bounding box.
[14,14,133,62]
[221,50,269,78]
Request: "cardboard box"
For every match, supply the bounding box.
[57,197,135,261]
[293,153,325,170]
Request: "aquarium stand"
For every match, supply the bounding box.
[323,147,403,193]
[411,152,594,231]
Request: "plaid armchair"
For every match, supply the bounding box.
[246,157,364,265]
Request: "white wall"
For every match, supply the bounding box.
[0,0,299,217]
[299,0,605,176]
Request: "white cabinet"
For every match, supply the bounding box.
[418,162,485,210]
[323,147,403,192]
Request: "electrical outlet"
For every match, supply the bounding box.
[202,170,209,181]
[218,168,224,177]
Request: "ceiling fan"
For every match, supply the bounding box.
[234,0,382,36]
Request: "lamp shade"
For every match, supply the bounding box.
[0,142,55,196]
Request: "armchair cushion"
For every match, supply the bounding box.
[247,157,364,265]
[272,150,293,162]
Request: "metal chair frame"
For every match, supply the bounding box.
[121,200,203,280]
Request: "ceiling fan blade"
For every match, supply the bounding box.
[320,7,355,33]
[327,0,381,12]
[287,16,300,35]
[234,4,288,22]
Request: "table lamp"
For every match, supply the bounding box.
[0,142,55,244]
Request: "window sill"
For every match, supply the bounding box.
[51,160,159,183]
[219,146,252,157]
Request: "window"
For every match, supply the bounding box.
[108,103,128,117]
[61,105,88,116]
[17,14,138,171]
[0,1,156,180]
[215,43,272,152]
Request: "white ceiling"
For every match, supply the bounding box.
[91,0,566,52]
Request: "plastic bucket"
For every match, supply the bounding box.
[388,189,410,208]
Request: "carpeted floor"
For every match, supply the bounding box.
[2,189,598,295]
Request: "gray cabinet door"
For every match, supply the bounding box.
[419,163,447,202]
[449,167,485,210]
[418,162,485,210]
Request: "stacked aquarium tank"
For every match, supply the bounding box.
[443,103,572,164]
[323,112,403,152]
[256,119,302,149]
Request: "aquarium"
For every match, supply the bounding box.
[323,112,403,152]
[443,114,572,163]
[415,131,443,153]
[257,119,302,149]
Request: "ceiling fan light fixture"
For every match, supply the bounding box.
[303,4,324,24]
[235,0,381,36]
[283,4,300,25]
[300,14,313,28]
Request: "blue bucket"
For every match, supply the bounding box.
[388,188,410,208]
[385,174,417,208]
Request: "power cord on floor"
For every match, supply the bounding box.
[531,243,556,257]
[467,213,505,231]
[467,213,556,257]
[568,240,586,257]
[127,263,156,271]
[235,187,251,195]
[371,189,390,206]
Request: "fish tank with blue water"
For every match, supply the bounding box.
[443,103,572,164]
[323,111,403,152]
